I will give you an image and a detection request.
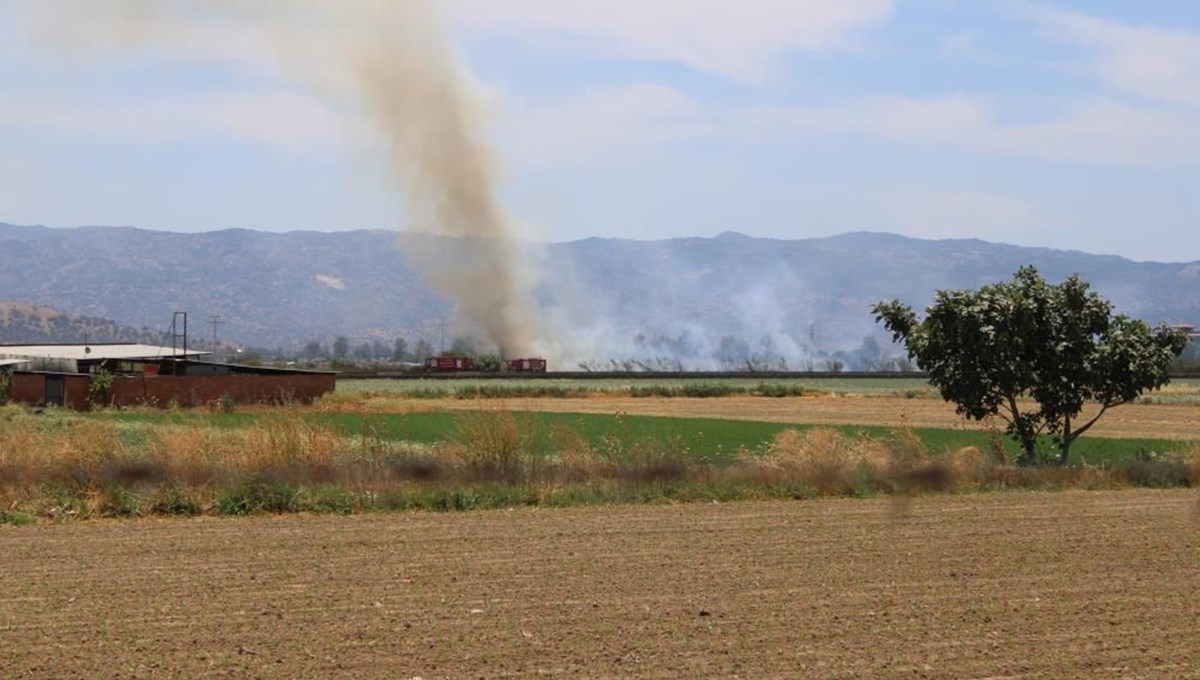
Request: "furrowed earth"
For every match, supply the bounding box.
[3,490,1197,677]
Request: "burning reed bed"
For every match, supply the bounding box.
[334,379,835,401]
[0,404,1195,523]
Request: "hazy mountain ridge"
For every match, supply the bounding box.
[0,222,1196,355]
[0,300,165,345]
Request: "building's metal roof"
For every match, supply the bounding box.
[0,358,30,368]
[0,344,210,361]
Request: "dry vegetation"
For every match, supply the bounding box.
[1,403,1196,523]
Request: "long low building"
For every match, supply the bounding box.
[0,343,335,409]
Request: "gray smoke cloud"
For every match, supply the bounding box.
[14,0,546,357]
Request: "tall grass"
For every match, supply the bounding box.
[0,404,1195,523]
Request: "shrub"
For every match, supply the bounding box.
[1118,451,1194,488]
[150,486,203,517]
[628,383,744,398]
[217,480,304,516]
[0,509,35,526]
[450,411,532,483]
[308,486,357,514]
[101,486,145,517]
[88,370,114,407]
[756,383,805,398]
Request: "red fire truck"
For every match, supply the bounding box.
[423,356,477,372]
[506,358,548,373]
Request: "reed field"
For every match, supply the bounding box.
[337,375,1200,402]
[335,376,938,399]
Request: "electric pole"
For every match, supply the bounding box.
[210,315,223,359]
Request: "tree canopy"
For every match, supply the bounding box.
[873,266,1189,465]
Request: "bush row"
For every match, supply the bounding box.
[1,407,1195,523]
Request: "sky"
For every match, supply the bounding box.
[0,0,1198,262]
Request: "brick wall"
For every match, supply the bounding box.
[9,373,92,410]
[9,372,335,409]
[108,373,335,408]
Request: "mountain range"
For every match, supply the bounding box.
[1,222,1197,363]
[0,300,164,346]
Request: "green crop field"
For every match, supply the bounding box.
[91,409,1186,466]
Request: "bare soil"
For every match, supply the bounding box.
[417,395,1200,441]
[3,490,1197,677]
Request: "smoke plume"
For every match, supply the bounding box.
[16,0,543,356]
[343,1,541,356]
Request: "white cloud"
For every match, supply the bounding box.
[1036,8,1200,107]
[446,0,895,83]
[498,86,1200,169]
[779,95,1200,166]
[0,91,352,154]
[11,84,1191,172]
[499,84,711,168]
[5,1,895,86]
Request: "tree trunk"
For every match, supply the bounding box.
[1019,438,1038,466]
[1058,416,1072,466]
[1009,397,1039,466]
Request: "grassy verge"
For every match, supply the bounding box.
[1,405,1195,523]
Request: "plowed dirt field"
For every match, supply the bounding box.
[3,490,1197,677]
[420,395,1200,441]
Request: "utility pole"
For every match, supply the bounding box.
[210,315,222,358]
[171,311,188,358]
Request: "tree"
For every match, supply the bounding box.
[371,339,389,361]
[392,337,409,362]
[413,339,434,361]
[448,335,478,357]
[475,354,502,372]
[332,336,350,359]
[873,266,1189,465]
[353,342,373,360]
[301,340,325,359]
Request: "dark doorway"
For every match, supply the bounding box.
[44,375,64,406]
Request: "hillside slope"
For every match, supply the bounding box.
[1,223,1196,358]
[0,300,165,345]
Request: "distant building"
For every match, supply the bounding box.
[1171,325,1200,365]
[0,343,334,409]
[1171,323,1199,340]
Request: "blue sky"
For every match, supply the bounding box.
[1,0,1198,262]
